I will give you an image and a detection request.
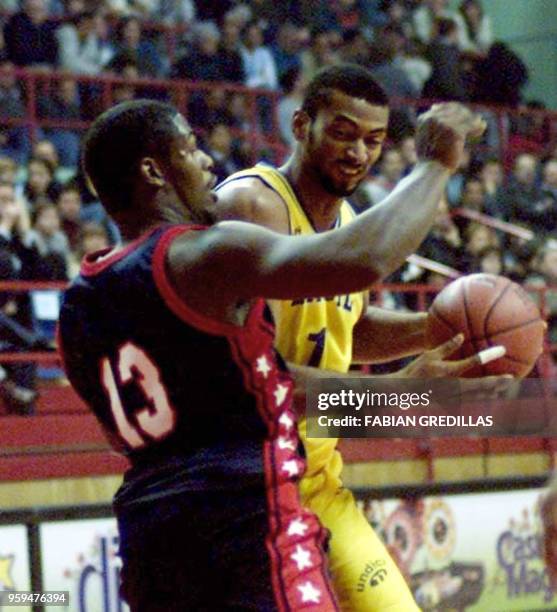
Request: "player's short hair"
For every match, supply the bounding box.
[301,64,389,120]
[82,100,179,215]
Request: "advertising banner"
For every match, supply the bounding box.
[41,518,127,612]
[0,525,30,612]
[358,488,553,611]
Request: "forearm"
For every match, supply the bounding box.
[294,161,450,291]
[352,308,428,364]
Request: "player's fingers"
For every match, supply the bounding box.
[429,333,464,359]
[445,345,506,376]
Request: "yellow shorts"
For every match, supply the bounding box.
[300,420,419,611]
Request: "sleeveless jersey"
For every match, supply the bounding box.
[58,225,304,504]
[58,224,339,611]
[218,165,364,372]
[218,167,364,481]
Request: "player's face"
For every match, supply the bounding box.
[165,114,217,222]
[302,90,389,197]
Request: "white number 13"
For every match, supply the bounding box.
[100,342,176,449]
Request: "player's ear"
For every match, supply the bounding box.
[292,110,310,142]
[140,157,165,187]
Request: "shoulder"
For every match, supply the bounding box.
[215,176,289,233]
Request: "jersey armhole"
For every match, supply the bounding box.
[152,225,266,338]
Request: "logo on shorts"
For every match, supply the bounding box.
[356,559,388,591]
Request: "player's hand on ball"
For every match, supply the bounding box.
[416,103,486,172]
[398,333,506,378]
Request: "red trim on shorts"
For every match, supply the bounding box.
[227,333,339,612]
[151,225,266,337]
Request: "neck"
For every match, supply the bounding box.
[280,152,344,232]
[116,193,197,243]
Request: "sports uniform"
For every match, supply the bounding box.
[58,224,339,611]
[218,166,419,611]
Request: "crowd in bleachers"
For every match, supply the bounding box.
[0,0,557,412]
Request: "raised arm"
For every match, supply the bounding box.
[167,104,484,318]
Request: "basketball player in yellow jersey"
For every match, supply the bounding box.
[216,65,490,610]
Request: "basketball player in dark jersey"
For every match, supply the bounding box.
[58,100,493,611]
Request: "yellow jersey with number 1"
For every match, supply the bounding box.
[218,164,364,483]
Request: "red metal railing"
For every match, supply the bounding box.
[1,67,557,167]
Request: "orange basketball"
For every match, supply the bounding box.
[426,274,545,377]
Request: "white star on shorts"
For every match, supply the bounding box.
[278,412,294,430]
[255,355,272,378]
[274,383,289,406]
[282,459,299,477]
[287,518,309,537]
[291,545,313,570]
[297,581,321,604]
[278,436,296,451]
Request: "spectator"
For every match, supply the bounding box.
[495,153,545,227]
[171,20,226,82]
[240,19,278,133]
[418,196,463,269]
[32,140,60,174]
[454,0,493,55]
[4,0,58,67]
[369,26,419,99]
[110,55,139,104]
[458,176,486,212]
[187,86,233,130]
[379,0,413,38]
[412,0,454,45]
[23,157,61,209]
[56,181,82,251]
[271,22,304,81]
[104,0,158,18]
[193,0,234,23]
[506,102,550,168]
[542,159,557,200]
[338,28,370,65]
[227,91,250,131]
[156,0,196,25]
[0,156,18,185]
[474,42,528,107]
[0,55,31,164]
[527,241,557,346]
[300,29,340,82]
[329,0,366,34]
[479,156,504,214]
[423,17,468,102]
[463,221,500,264]
[56,10,112,75]
[218,17,245,84]
[0,182,39,413]
[357,148,405,209]
[26,201,69,279]
[203,123,242,184]
[113,16,163,77]
[398,37,432,94]
[240,20,278,91]
[471,245,503,275]
[277,67,305,151]
[37,77,82,168]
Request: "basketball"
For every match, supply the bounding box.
[426,274,545,377]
